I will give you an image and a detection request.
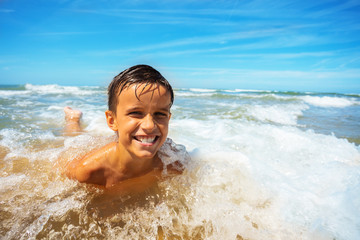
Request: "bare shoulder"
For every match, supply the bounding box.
[66,142,117,184]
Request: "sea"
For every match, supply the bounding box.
[0,84,359,239]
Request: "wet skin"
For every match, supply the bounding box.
[65,84,173,188]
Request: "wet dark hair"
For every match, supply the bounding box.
[108,64,174,113]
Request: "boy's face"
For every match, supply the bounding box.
[106,83,172,161]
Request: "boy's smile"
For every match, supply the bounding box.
[133,135,159,145]
[106,83,172,161]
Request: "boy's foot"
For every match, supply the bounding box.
[64,106,82,123]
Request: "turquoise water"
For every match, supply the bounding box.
[1,84,359,239]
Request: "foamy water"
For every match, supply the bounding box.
[0,84,359,239]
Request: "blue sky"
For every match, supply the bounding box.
[1,0,360,93]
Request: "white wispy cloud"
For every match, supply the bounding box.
[85,27,295,57]
[167,66,360,81]
[216,52,335,59]
[338,57,360,68]
[68,8,236,26]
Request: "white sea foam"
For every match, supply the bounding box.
[234,89,271,93]
[245,103,309,125]
[0,129,28,153]
[170,116,360,239]
[158,138,190,172]
[0,90,30,97]
[83,111,113,136]
[26,83,78,92]
[25,83,99,95]
[301,95,357,108]
[0,85,359,239]
[15,100,35,107]
[189,88,217,92]
[174,91,214,97]
[47,105,65,111]
[0,128,62,162]
[0,174,27,192]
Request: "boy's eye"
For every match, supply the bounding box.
[155,112,168,118]
[128,111,143,117]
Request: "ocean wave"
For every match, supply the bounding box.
[301,95,358,108]
[194,91,360,108]
[245,103,309,126]
[0,90,30,97]
[188,88,217,92]
[25,84,102,95]
[175,89,304,103]
[233,89,272,93]
[1,83,359,239]
[174,91,215,97]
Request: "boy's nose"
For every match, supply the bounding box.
[141,114,156,131]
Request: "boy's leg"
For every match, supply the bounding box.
[64,106,82,136]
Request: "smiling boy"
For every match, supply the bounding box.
[64,65,184,189]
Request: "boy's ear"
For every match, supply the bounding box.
[105,110,118,132]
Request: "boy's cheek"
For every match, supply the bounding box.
[157,118,170,127]
[160,123,169,132]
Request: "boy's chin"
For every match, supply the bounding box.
[133,151,157,160]
[131,146,160,158]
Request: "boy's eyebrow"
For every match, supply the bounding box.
[125,105,171,112]
[125,106,143,112]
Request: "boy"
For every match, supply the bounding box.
[63,65,185,189]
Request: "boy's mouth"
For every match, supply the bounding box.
[133,135,159,144]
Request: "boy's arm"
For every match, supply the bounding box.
[65,142,116,185]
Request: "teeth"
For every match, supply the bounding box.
[136,136,156,143]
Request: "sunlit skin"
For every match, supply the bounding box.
[63,106,82,136]
[64,84,180,189]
